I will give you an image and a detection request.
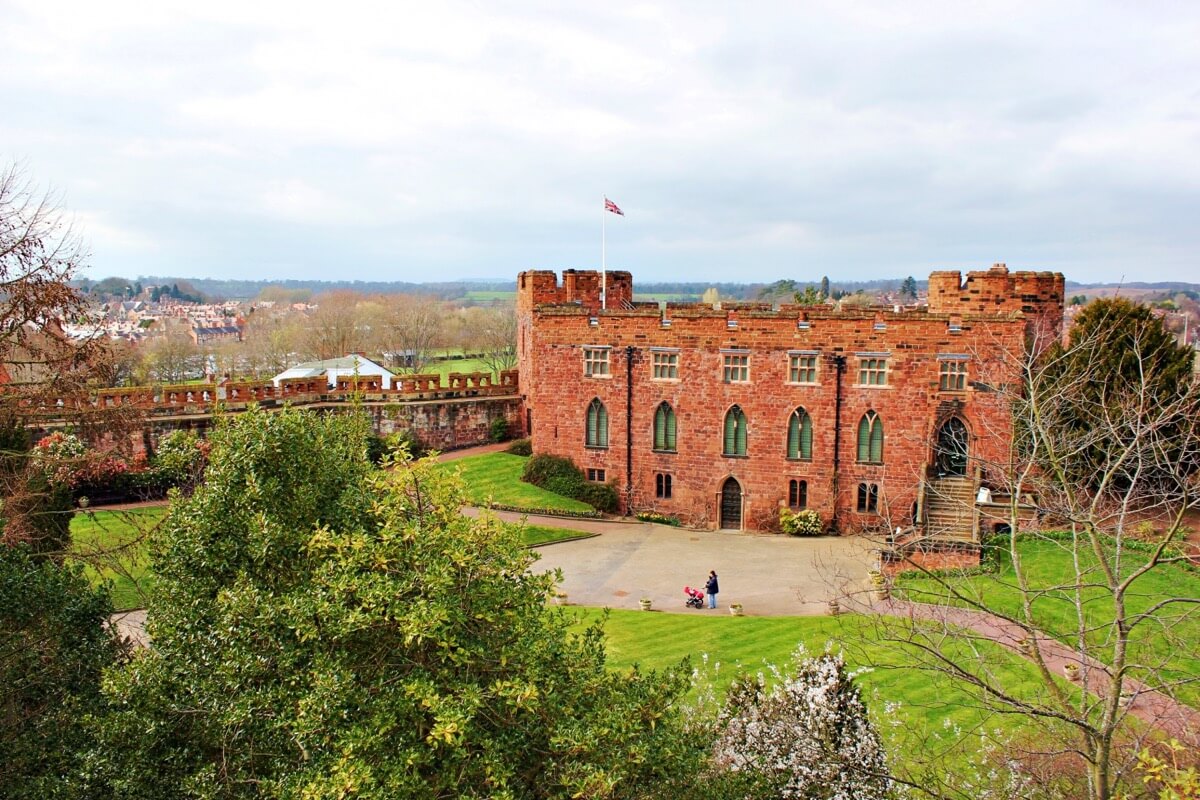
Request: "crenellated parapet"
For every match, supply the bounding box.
[14,369,521,423]
[928,263,1065,339]
[517,269,633,315]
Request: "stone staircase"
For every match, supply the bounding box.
[923,476,977,542]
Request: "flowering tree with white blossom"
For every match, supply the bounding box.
[711,648,892,800]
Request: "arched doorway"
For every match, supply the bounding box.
[934,417,970,477]
[720,477,743,530]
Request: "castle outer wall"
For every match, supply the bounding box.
[518,265,1063,533]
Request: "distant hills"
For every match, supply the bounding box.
[76,274,1200,303]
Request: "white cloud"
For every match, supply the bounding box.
[0,0,1197,283]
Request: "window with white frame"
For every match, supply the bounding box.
[858,356,888,386]
[652,351,679,380]
[583,347,610,377]
[939,358,968,391]
[788,353,819,384]
[722,353,750,383]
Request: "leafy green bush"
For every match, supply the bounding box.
[151,430,208,490]
[522,454,618,512]
[577,482,619,513]
[505,438,532,456]
[488,416,510,443]
[522,454,582,487]
[545,475,584,499]
[391,430,428,460]
[780,507,823,535]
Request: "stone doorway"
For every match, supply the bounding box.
[935,417,970,477]
[720,477,743,530]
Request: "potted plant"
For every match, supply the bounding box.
[1063,662,1080,682]
[827,598,840,616]
[1015,636,1035,656]
[729,603,744,617]
[554,591,569,606]
[639,597,652,611]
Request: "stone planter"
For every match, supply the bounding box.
[868,571,888,601]
[639,598,652,611]
[729,604,744,617]
[1063,663,1080,682]
[1015,637,1035,656]
[554,593,568,606]
[827,598,840,616]
[1119,690,1137,708]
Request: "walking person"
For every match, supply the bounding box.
[705,570,719,609]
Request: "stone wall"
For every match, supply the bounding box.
[928,263,1065,341]
[520,268,1046,533]
[25,373,522,458]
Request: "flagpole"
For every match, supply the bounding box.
[601,195,607,311]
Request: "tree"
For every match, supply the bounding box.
[0,164,106,399]
[241,310,303,378]
[709,649,891,799]
[819,276,830,298]
[463,304,517,376]
[757,279,800,301]
[366,293,446,373]
[1045,298,1196,490]
[0,545,126,799]
[900,276,918,299]
[138,327,203,383]
[793,286,825,307]
[865,313,1200,800]
[303,289,366,359]
[97,408,693,798]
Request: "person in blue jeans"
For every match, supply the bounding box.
[705,570,719,609]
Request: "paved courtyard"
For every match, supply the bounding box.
[480,510,876,615]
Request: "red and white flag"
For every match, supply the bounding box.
[604,197,624,216]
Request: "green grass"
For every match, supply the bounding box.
[900,536,1200,707]
[520,524,590,546]
[573,608,1062,766]
[422,357,495,379]
[444,452,593,512]
[70,507,167,610]
[464,290,516,302]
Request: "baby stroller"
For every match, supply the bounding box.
[684,586,705,609]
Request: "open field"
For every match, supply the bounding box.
[422,356,495,379]
[899,536,1200,707]
[463,290,516,303]
[441,452,594,512]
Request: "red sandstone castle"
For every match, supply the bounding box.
[517,264,1064,538]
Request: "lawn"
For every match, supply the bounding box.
[899,536,1200,707]
[443,452,594,513]
[70,507,167,610]
[573,608,1064,769]
[520,524,590,546]
[422,356,496,380]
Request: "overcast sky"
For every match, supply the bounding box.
[3,1,1198,285]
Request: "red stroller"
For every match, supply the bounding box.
[684,586,705,609]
